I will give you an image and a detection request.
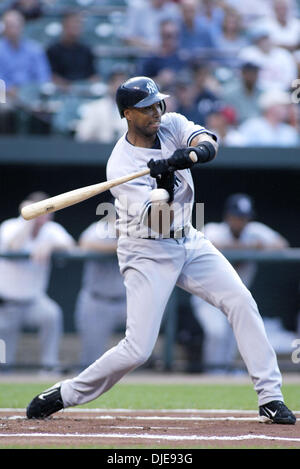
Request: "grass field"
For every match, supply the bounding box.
[0,377,299,450]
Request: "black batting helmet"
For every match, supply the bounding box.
[116,76,169,118]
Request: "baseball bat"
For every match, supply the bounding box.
[21,152,198,220]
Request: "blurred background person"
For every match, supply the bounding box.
[0,192,74,372]
[46,10,99,92]
[74,203,126,369]
[136,19,187,89]
[177,0,217,55]
[253,0,300,52]
[75,67,129,143]
[205,104,246,145]
[0,9,51,132]
[121,0,181,52]
[191,193,289,373]
[221,60,262,124]
[238,26,298,91]
[238,88,299,146]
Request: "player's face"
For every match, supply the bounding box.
[125,103,162,137]
[225,215,249,237]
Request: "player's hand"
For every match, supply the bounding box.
[147,159,175,202]
[147,158,173,178]
[167,148,195,170]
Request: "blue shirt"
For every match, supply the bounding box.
[0,37,51,89]
[179,17,217,51]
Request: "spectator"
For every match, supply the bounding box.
[238,88,299,146]
[46,11,99,91]
[253,0,300,52]
[191,61,222,124]
[75,67,129,143]
[0,9,51,99]
[75,205,126,368]
[177,0,217,54]
[205,104,246,146]
[214,7,248,66]
[173,70,207,124]
[122,0,181,52]
[0,192,75,371]
[10,0,43,21]
[221,61,262,124]
[191,193,289,373]
[238,27,298,91]
[198,0,224,36]
[137,20,187,88]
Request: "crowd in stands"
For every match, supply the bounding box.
[0,0,299,146]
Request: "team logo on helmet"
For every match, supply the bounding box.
[146,81,157,94]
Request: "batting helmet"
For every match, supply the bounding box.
[116,76,169,118]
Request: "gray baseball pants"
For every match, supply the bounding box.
[61,229,283,407]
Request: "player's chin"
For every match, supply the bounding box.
[146,123,160,135]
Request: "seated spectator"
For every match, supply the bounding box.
[222,0,274,25]
[191,61,222,123]
[10,0,43,21]
[214,7,248,66]
[198,0,225,36]
[205,104,246,146]
[46,11,99,91]
[122,0,181,52]
[75,204,126,368]
[136,20,187,88]
[173,70,207,125]
[177,0,217,54]
[238,27,298,91]
[0,9,51,100]
[191,193,289,373]
[238,88,299,146]
[221,60,262,124]
[75,67,129,143]
[253,0,300,52]
[0,192,75,372]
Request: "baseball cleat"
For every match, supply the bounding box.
[26,384,64,419]
[259,400,296,425]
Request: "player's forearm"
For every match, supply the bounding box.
[79,239,118,253]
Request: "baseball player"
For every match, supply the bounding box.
[0,192,74,371]
[74,208,126,368]
[26,76,296,424]
[191,193,289,373]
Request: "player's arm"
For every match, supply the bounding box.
[167,132,218,170]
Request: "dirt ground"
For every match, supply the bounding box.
[0,409,299,449]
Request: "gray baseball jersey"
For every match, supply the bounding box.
[60,112,283,408]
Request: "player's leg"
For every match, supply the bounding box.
[27,237,186,415]
[190,295,237,372]
[177,232,283,406]
[24,295,63,369]
[75,290,125,367]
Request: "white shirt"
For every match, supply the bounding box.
[0,218,74,300]
[106,112,215,238]
[204,221,285,285]
[238,116,299,146]
[79,220,126,298]
[255,17,300,48]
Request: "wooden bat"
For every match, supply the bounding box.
[21,152,198,220]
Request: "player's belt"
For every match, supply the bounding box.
[144,226,189,239]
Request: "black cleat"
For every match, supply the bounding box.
[26,385,64,419]
[259,400,296,425]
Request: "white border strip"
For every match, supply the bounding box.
[1,433,300,442]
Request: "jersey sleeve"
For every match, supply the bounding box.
[168,112,217,148]
[245,223,286,247]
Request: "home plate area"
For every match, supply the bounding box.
[0,409,299,448]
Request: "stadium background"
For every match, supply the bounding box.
[0,0,299,372]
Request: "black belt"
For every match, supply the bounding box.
[144,227,188,240]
